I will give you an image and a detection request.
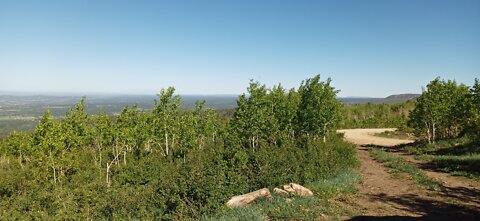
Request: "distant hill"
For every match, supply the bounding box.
[339,93,420,104]
[338,97,383,104]
[383,94,420,103]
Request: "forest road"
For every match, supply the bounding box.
[337,128,480,221]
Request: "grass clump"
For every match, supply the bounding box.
[430,154,480,180]
[202,206,266,221]
[308,170,360,198]
[369,148,442,190]
[400,137,480,180]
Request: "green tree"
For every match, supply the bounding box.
[467,78,480,141]
[268,84,299,145]
[230,81,279,151]
[91,112,114,167]
[408,78,470,143]
[62,97,91,150]
[297,75,341,142]
[152,87,181,156]
[32,110,63,183]
[4,131,32,166]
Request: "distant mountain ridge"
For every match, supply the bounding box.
[339,93,420,104]
[384,93,420,101]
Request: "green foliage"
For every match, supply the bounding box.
[340,101,414,129]
[467,78,480,142]
[297,75,341,141]
[0,76,357,220]
[401,137,480,180]
[431,154,480,179]
[230,81,279,151]
[248,137,357,189]
[408,77,472,143]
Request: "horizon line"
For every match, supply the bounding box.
[0,90,420,99]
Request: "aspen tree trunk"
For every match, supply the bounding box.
[50,151,57,184]
[251,136,256,153]
[53,167,56,184]
[165,131,169,156]
[250,136,255,152]
[106,162,110,187]
[114,145,119,165]
[199,136,202,149]
[106,152,119,187]
[323,124,327,143]
[425,121,431,144]
[19,151,23,168]
[323,122,330,143]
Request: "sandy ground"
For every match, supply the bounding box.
[338,128,480,221]
[337,128,414,147]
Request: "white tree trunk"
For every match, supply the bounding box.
[50,151,56,184]
[165,131,169,156]
[432,122,436,144]
[53,167,57,184]
[123,151,126,165]
[425,121,431,144]
[106,162,110,187]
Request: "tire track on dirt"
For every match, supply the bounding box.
[338,128,480,221]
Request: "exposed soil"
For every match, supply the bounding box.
[337,128,480,221]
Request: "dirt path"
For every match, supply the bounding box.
[337,128,480,221]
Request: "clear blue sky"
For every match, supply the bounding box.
[0,0,478,97]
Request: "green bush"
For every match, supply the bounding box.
[0,76,359,220]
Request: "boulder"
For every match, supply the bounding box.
[273,187,289,196]
[226,188,272,208]
[282,183,313,197]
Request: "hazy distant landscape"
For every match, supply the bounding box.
[0,94,236,136]
[0,93,419,136]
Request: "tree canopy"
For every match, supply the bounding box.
[0,75,356,220]
[408,77,478,143]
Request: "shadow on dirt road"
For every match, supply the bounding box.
[347,192,479,221]
[339,129,480,221]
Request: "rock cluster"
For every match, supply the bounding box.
[226,183,313,208]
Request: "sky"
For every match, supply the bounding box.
[0,0,479,97]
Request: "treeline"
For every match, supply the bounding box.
[0,75,356,220]
[340,102,414,129]
[409,78,480,143]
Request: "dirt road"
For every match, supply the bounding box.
[338,128,480,221]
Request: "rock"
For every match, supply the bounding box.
[274,187,289,196]
[226,188,272,208]
[282,183,313,197]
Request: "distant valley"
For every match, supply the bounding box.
[0,93,419,136]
